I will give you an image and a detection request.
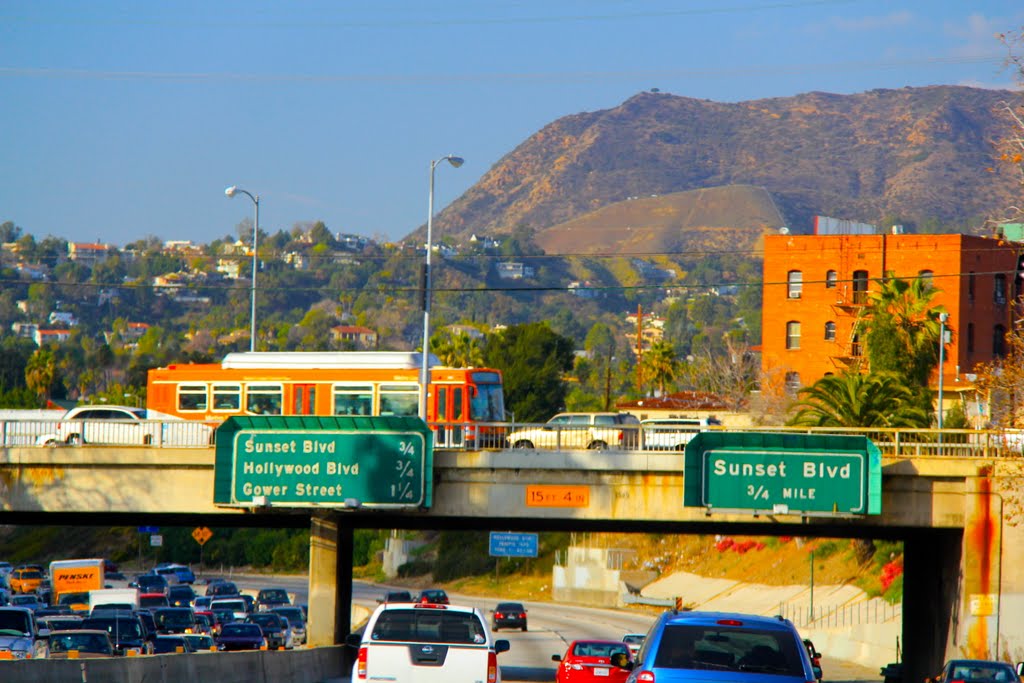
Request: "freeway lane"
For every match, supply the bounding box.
[219,576,880,682]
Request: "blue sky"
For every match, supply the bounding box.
[1,1,1021,247]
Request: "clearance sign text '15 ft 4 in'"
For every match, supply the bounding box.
[213,416,432,510]
[683,432,882,516]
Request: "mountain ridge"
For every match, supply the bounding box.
[421,85,1020,249]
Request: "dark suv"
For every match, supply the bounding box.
[625,611,817,683]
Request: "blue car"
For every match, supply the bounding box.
[625,611,818,683]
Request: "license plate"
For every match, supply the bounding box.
[594,667,610,676]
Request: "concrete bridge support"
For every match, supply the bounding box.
[307,511,353,648]
[903,529,962,683]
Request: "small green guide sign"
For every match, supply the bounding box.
[213,416,432,510]
[684,432,881,516]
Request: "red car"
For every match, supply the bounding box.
[552,639,634,682]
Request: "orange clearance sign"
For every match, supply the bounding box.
[192,527,213,546]
[526,485,589,508]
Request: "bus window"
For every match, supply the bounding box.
[178,384,208,412]
[470,383,504,422]
[212,384,241,411]
[452,388,463,422]
[246,384,283,415]
[379,384,418,416]
[333,385,373,416]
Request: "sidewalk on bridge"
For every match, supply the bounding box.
[641,570,900,670]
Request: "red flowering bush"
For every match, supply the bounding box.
[715,538,735,552]
[880,558,903,591]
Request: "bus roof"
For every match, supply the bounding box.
[221,351,441,370]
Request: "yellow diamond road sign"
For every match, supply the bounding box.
[192,526,213,546]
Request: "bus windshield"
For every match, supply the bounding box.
[470,382,505,422]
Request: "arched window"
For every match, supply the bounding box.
[786,321,801,349]
[787,271,803,299]
[824,321,836,342]
[918,270,934,289]
[995,274,1007,305]
[825,270,837,289]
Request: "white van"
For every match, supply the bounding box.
[346,601,510,682]
[641,417,721,450]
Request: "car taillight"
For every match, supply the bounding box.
[487,651,498,683]
[636,672,655,682]
[494,612,504,619]
[519,612,526,619]
[356,645,367,679]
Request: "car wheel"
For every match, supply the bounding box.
[66,433,83,446]
[588,440,608,450]
[522,624,527,632]
[513,440,534,449]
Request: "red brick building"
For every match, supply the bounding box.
[761,232,1023,392]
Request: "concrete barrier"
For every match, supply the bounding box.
[0,646,347,683]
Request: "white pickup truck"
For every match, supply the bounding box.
[347,601,510,683]
[641,417,721,450]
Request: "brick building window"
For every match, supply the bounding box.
[786,321,801,349]
[824,321,836,341]
[825,270,837,289]
[995,274,1007,305]
[994,324,1006,357]
[918,270,934,289]
[968,272,975,303]
[852,270,869,304]
[784,372,801,392]
[787,271,803,299]
[967,323,974,353]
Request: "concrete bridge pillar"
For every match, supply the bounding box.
[307,511,353,647]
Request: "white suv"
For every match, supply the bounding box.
[40,405,213,446]
[506,412,640,450]
[641,417,722,450]
[347,601,510,683]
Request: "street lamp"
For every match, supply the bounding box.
[938,312,949,453]
[225,186,260,353]
[420,155,464,421]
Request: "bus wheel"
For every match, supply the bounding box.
[588,441,608,450]
[66,434,83,446]
[513,440,534,449]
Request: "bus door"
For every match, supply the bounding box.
[292,384,317,415]
[433,386,465,448]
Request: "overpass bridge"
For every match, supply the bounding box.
[0,432,1021,683]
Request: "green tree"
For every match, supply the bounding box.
[0,220,22,243]
[584,322,617,410]
[483,322,575,422]
[641,340,679,396]
[860,273,945,388]
[788,372,930,428]
[431,330,485,368]
[25,349,57,402]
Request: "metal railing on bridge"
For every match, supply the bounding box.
[1,415,1021,458]
[778,598,902,627]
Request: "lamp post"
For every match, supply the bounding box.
[420,155,464,421]
[938,312,948,453]
[225,186,260,353]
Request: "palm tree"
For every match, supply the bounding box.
[642,340,679,396]
[431,330,485,368]
[24,349,57,403]
[859,273,945,387]
[788,372,929,428]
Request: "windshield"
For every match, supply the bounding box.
[371,609,486,644]
[83,618,143,639]
[653,624,804,676]
[259,589,288,602]
[0,611,31,633]
[155,610,195,630]
[274,608,304,625]
[469,381,505,421]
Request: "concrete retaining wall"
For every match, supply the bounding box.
[0,646,347,683]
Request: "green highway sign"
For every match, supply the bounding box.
[213,416,432,510]
[684,432,881,516]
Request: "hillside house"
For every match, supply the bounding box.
[331,325,378,349]
[33,329,71,346]
[496,262,534,280]
[68,242,112,266]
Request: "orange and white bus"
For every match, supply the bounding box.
[146,351,505,448]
